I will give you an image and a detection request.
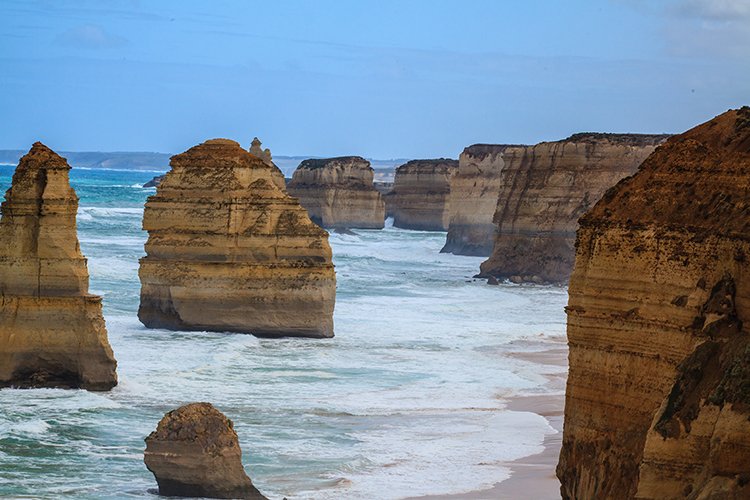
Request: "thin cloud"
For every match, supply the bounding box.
[56,24,128,49]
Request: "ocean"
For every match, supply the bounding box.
[0,166,567,499]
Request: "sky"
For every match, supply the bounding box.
[0,0,748,158]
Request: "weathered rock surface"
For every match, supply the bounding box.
[143,174,165,188]
[287,156,385,229]
[144,402,267,499]
[0,143,117,390]
[479,133,668,283]
[558,108,750,499]
[389,159,458,231]
[138,138,336,338]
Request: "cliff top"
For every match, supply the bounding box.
[298,156,371,170]
[146,402,239,452]
[395,159,458,174]
[463,144,528,156]
[564,132,672,146]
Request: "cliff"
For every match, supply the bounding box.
[0,143,117,390]
[138,138,336,338]
[287,156,385,229]
[143,174,165,188]
[441,144,527,256]
[389,159,458,231]
[479,133,668,283]
[558,107,750,499]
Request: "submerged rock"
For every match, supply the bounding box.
[0,142,117,390]
[287,156,385,229]
[389,159,458,231]
[138,138,336,338]
[144,403,267,499]
[558,108,750,499]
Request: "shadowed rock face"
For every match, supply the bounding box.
[287,156,385,229]
[389,159,458,231]
[138,138,336,338]
[558,108,750,499]
[478,133,667,284]
[0,142,117,390]
[144,403,267,499]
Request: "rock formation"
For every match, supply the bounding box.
[558,108,750,499]
[144,402,267,499]
[0,143,117,390]
[441,144,527,256]
[248,137,273,166]
[287,156,385,229]
[479,133,668,284]
[143,174,165,188]
[389,159,458,231]
[138,138,336,338]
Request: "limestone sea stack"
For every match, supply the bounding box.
[144,403,267,499]
[0,143,117,390]
[441,144,527,255]
[558,107,750,499]
[143,174,165,188]
[138,139,336,338]
[389,159,458,231]
[478,133,668,284]
[287,156,385,229]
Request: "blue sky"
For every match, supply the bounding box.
[1,0,748,157]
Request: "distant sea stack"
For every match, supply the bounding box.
[0,143,117,390]
[145,403,267,499]
[143,174,165,188]
[287,156,385,229]
[389,159,458,231]
[558,108,750,499]
[138,138,336,338]
[478,133,668,284]
[441,144,527,256]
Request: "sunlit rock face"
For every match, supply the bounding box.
[558,108,750,500]
[389,159,458,231]
[478,133,667,284]
[0,142,118,390]
[287,156,385,229]
[138,138,336,338]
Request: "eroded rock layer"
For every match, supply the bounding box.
[558,108,750,499]
[287,156,385,229]
[0,143,117,390]
[138,139,336,338]
[479,133,668,283]
[389,159,458,231]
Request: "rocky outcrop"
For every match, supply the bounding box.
[441,144,527,255]
[0,143,117,390]
[143,174,165,188]
[389,159,458,231]
[144,402,267,499]
[138,138,336,338]
[558,108,750,499]
[287,156,385,229]
[479,133,668,283]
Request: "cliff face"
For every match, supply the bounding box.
[287,156,385,229]
[441,144,527,256]
[138,139,336,338]
[558,108,750,499]
[389,159,458,231]
[479,134,668,283]
[0,143,117,390]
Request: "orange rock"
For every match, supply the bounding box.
[389,159,458,231]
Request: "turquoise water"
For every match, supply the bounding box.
[0,165,567,499]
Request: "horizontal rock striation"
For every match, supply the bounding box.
[287,156,385,229]
[479,133,668,283]
[0,143,117,390]
[557,108,750,499]
[138,138,336,338]
[389,159,458,231]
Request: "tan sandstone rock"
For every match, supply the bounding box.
[144,402,267,499]
[479,133,667,284]
[558,107,750,499]
[287,156,385,229]
[389,159,458,231]
[0,143,117,390]
[138,138,336,338]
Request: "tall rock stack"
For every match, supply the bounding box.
[479,133,667,284]
[558,108,750,499]
[138,139,336,338]
[287,156,385,229]
[389,159,458,231]
[0,143,117,390]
